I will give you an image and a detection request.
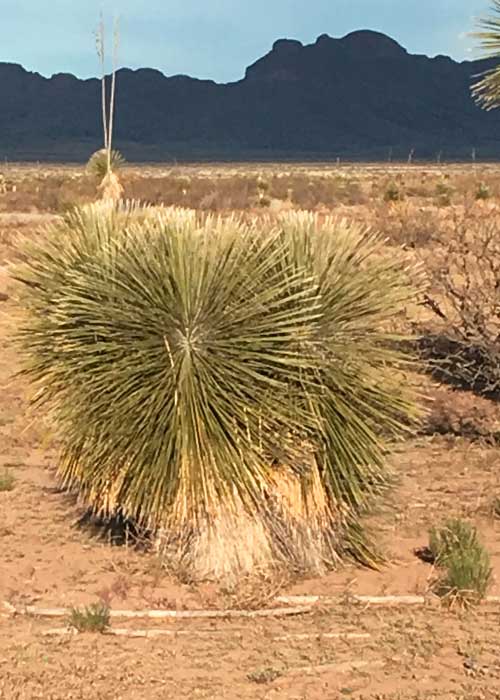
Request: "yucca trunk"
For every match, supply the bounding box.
[13,202,421,583]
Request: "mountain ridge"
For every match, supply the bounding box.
[1,30,499,162]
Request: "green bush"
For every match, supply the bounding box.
[67,602,110,633]
[475,182,491,200]
[0,469,15,492]
[433,545,492,606]
[13,203,420,582]
[429,520,492,606]
[435,180,453,206]
[383,181,403,202]
[429,519,480,566]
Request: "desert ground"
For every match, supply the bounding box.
[1,162,500,699]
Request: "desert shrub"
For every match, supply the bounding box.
[87,148,126,179]
[247,667,283,684]
[383,181,403,202]
[67,602,110,633]
[0,469,15,492]
[419,210,500,397]
[429,520,491,606]
[266,175,365,209]
[256,175,269,194]
[475,181,491,200]
[429,519,481,566]
[376,202,436,248]
[434,180,453,206]
[13,202,420,583]
[256,176,271,207]
[492,496,500,518]
[434,548,492,606]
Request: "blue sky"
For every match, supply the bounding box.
[1,0,493,82]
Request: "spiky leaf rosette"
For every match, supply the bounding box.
[87,148,126,178]
[13,203,420,582]
[471,1,500,110]
[275,213,419,505]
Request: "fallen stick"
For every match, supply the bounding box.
[276,594,428,606]
[3,601,311,620]
[277,594,500,606]
[7,593,500,622]
[285,659,385,676]
[43,628,219,638]
[41,627,371,640]
[273,632,371,641]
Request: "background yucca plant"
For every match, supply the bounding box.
[13,203,420,583]
[87,148,126,180]
[90,14,123,201]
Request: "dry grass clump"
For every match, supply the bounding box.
[375,202,437,249]
[13,202,421,584]
[247,667,283,684]
[429,520,492,607]
[67,602,111,633]
[0,469,15,492]
[383,181,404,203]
[429,519,481,565]
[475,181,491,200]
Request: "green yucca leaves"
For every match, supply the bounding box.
[13,203,421,581]
[471,1,500,110]
[87,148,126,178]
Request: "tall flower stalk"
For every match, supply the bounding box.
[89,15,124,200]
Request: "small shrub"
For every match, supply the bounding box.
[67,602,111,633]
[475,182,491,200]
[419,211,500,398]
[256,176,269,194]
[429,520,491,606]
[435,180,453,206]
[435,181,451,197]
[433,546,492,606]
[247,667,283,684]
[429,519,480,566]
[0,469,15,492]
[383,181,403,202]
[490,496,500,519]
[256,176,271,206]
[177,176,192,197]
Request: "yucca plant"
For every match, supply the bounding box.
[12,203,421,583]
[89,13,123,200]
[87,148,126,180]
[471,1,500,109]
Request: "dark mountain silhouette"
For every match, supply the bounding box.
[1,29,500,162]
